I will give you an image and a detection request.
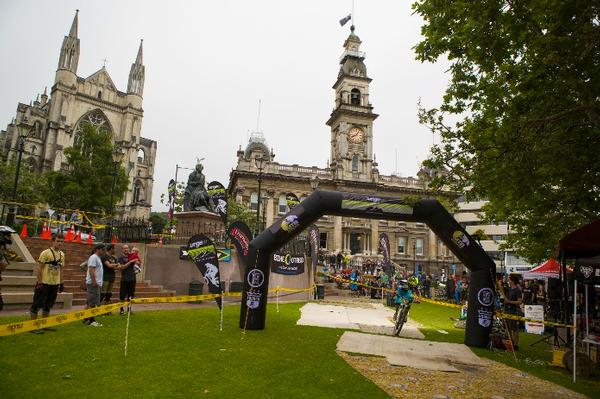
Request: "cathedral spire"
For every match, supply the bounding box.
[56,10,80,76]
[69,9,79,38]
[135,39,143,64]
[127,39,145,97]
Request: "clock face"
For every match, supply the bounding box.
[348,127,364,143]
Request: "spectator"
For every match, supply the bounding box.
[423,274,432,299]
[522,280,534,305]
[30,234,65,333]
[84,243,105,327]
[118,244,138,315]
[100,244,119,307]
[504,275,523,350]
[446,275,455,302]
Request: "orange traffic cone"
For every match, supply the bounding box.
[86,231,93,244]
[41,223,49,239]
[74,231,82,243]
[65,227,74,242]
[20,224,28,238]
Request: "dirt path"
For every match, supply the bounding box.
[338,351,587,399]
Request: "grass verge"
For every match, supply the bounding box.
[0,303,389,399]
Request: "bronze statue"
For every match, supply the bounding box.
[183,162,215,213]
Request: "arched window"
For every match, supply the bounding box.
[352,155,359,172]
[350,88,361,105]
[250,192,258,210]
[137,148,146,164]
[97,91,102,99]
[74,109,112,156]
[278,194,287,214]
[133,180,144,203]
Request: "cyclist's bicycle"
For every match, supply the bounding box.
[393,299,411,336]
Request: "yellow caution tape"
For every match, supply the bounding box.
[0,287,316,337]
[319,272,575,328]
[0,302,127,337]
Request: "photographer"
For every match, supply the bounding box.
[0,226,17,311]
[29,233,65,334]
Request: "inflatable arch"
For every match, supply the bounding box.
[239,190,496,348]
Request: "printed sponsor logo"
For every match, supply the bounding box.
[452,231,470,249]
[477,288,494,307]
[273,253,304,266]
[477,308,493,328]
[247,269,265,288]
[281,215,300,233]
[56,314,68,323]
[580,265,594,279]
[7,323,24,332]
[230,227,249,256]
[246,289,261,309]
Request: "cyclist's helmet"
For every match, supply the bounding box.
[407,276,419,288]
[399,279,409,288]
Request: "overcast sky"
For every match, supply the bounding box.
[0,1,450,213]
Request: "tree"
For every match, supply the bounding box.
[0,159,47,206]
[413,1,600,261]
[43,123,128,214]
[149,212,168,234]
[227,200,257,232]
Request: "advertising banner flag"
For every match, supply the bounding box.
[187,234,222,308]
[227,221,253,265]
[309,225,319,271]
[286,192,300,210]
[379,233,392,277]
[207,181,227,224]
[271,252,305,275]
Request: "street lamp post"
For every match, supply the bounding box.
[6,121,30,227]
[413,239,417,275]
[105,146,125,242]
[254,156,266,236]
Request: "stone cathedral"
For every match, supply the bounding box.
[228,26,460,275]
[0,11,156,219]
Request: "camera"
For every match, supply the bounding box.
[46,260,60,267]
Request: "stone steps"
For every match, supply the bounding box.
[2,291,73,310]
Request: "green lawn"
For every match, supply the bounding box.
[0,304,389,399]
[409,301,600,398]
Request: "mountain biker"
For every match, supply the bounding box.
[394,279,414,306]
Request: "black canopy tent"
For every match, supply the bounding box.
[557,219,600,382]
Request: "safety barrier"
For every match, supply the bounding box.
[321,272,575,328]
[0,285,315,337]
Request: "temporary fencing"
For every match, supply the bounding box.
[0,285,316,337]
[320,272,575,328]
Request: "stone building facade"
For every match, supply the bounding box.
[0,11,155,219]
[228,27,460,276]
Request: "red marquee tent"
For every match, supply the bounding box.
[522,258,571,279]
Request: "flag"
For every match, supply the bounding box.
[207,181,227,224]
[187,234,222,308]
[339,14,351,27]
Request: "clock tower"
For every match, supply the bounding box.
[326,26,378,182]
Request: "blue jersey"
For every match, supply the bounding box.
[394,286,413,304]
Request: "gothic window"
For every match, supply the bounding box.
[74,109,112,155]
[278,194,287,214]
[250,192,258,210]
[97,91,102,99]
[137,148,146,164]
[133,180,144,203]
[352,155,359,172]
[350,88,361,105]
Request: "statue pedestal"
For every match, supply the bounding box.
[175,211,224,242]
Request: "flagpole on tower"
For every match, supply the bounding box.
[352,0,355,29]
